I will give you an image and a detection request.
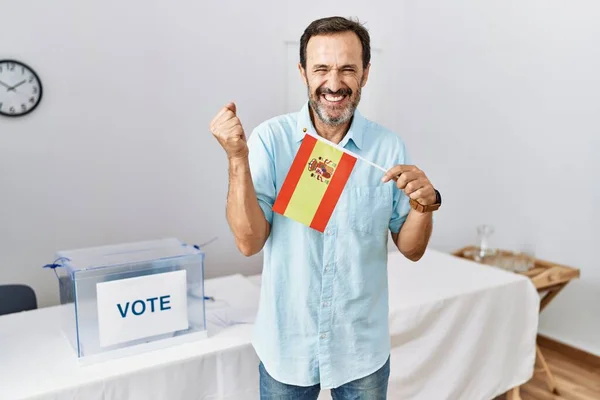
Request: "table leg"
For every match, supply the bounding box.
[506,386,521,400]
[539,283,566,312]
[536,344,560,394]
[536,283,566,395]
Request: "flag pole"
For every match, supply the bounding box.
[304,131,388,173]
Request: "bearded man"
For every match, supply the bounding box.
[210,16,442,400]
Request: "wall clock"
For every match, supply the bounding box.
[0,59,43,117]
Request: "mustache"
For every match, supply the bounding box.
[316,87,353,96]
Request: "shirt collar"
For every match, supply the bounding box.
[295,102,365,150]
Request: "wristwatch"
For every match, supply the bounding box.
[409,189,442,213]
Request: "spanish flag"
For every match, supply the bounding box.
[273,133,357,232]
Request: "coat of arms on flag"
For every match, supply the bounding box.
[272,132,357,232]
[307,157,337,185]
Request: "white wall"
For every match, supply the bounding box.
[1,0,598,356]
[393,0,600,355]
[0,0,399,306]
[0,0,288,307]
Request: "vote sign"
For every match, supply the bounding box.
[96,269,189,347]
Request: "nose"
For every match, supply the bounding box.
[326,69,342,92]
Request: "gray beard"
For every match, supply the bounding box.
[308,87,361,127]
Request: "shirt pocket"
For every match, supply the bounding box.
[343,186,393,235]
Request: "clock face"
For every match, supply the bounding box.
[0,60,43,117]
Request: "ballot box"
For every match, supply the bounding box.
[50,238,207,364]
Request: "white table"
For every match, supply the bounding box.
[0,249,539,400]
[0,274,263,400]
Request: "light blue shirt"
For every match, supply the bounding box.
[248,102,411,389]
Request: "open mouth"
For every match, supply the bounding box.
[321,94,347,104]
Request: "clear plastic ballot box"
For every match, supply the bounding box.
[49,238,207,364]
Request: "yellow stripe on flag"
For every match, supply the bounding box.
[283,139,344,226]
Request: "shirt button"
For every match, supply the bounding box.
[322,302,329,307]
[320,333,327,339]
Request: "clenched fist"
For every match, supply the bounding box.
[210,102,249,160]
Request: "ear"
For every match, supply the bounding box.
[298,62,308,86]
[361,63,371,88]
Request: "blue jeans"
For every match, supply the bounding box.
[259,357,390,400]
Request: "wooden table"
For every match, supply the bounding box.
[452,246,580,400]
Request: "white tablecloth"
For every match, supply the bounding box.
[0,249,539,400]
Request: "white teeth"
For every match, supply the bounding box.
[324,94,344,102]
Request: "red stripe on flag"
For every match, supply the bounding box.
[272,134,318,215]
[310,152,357,232]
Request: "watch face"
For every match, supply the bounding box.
[0,60,43,117]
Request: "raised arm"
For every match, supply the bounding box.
[210,102,270,256]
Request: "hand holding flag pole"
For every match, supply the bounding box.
[272,129,437,232]
[313,130,437,207]
[382,164,438,207]
[272,130,390,232]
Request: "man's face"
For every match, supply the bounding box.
[300,31,370,126]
